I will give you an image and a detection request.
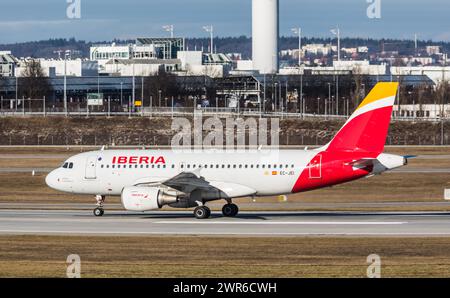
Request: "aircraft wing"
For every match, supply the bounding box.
[162,171,213,193]
[162,171,257,198]
[134,169,257,198]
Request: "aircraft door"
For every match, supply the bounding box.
[85,156,97,179]
[309,154,322,179]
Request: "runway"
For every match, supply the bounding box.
[1,209,450,236]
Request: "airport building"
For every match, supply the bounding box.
[0,51,18,77]
[15,58,98,78]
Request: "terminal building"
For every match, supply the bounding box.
[0,51,18,77]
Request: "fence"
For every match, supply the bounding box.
[0,100,449,123]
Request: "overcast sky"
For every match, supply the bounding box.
[0,0,449,43]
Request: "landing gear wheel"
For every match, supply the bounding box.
[222,204,239,217]
[194,206,211,219]
[94,208,104,217]
[94,195,105,217]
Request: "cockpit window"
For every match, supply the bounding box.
[62,162,74,169]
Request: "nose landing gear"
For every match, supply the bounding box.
[94,195,105,217]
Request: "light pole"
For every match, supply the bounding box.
[132,62,135,113]
[330,26,341,61]
[203,25,214,54]
[292,27,304,117]
[15,75,18,112]
[120,82,123,108]
[328,83,331,117]
[291,27,302,67]
[63,50,69,116]
[163,25,174,38]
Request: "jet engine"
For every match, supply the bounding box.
[121,186,179,212]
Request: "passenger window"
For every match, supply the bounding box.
[101,165,104,169]
[172,165,175,169]
[112,165,115,169]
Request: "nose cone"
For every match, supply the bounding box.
[45,170,58,190]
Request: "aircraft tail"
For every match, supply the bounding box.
[325,82,399,154]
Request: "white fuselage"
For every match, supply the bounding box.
[46,149,405,200]
[46,149,318,197]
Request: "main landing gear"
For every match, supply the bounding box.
[193,203,240,219]
[194,206,211,219]
[222,203,239,217]
[93,195,105,217]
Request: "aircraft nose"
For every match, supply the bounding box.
[45,170,58,190]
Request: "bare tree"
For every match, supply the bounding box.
[143,70,180,107]
[20,59,52,99]
[436,80,450,117]
[350,66,364,108]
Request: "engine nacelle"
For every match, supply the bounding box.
[121,186,178,212]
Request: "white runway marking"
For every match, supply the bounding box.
[155,221,407,225]
[0,230,448,237]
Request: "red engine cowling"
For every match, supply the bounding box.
[121,187,163,212]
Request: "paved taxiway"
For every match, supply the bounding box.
[1,209,450,236]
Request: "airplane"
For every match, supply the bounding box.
[46,82,409,219]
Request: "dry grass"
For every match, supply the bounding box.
[0,235,450,278]
[0,159,64,168]
[0,145,447,155]
[385,146,450,156]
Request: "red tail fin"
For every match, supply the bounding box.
[326,82,398,154]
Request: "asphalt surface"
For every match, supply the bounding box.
[1,209,450,236]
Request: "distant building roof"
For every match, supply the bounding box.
[105,59,181,65]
